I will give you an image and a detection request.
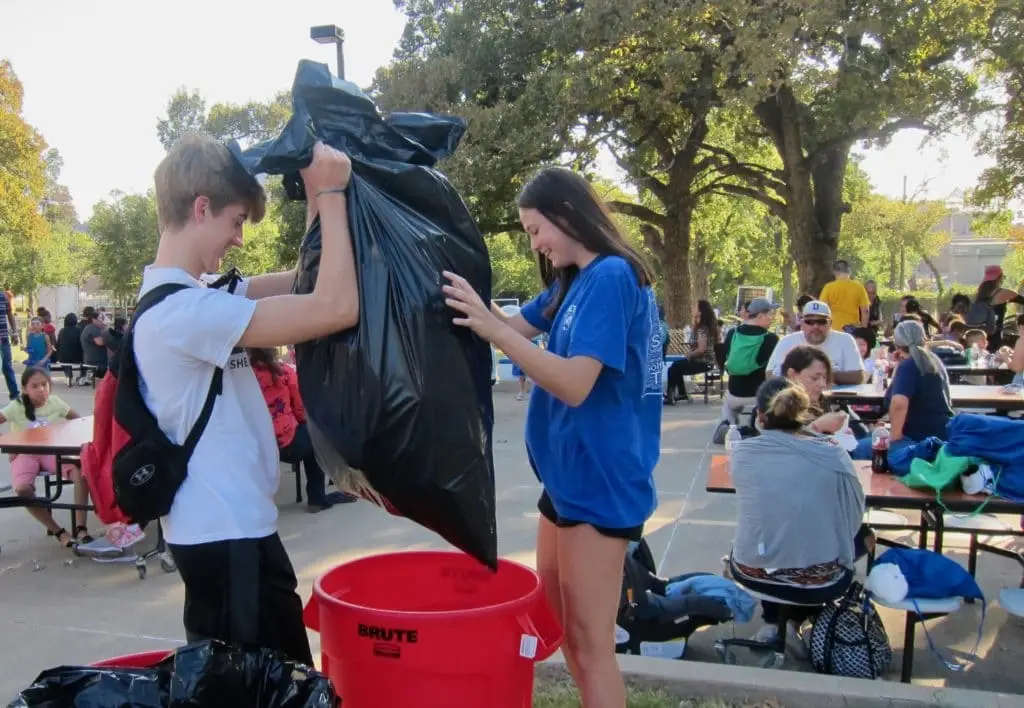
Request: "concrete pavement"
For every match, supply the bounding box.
[1,382,1023,700]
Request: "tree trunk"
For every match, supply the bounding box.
[689,237,710,305]
[661,211,691,328]
[887,251,897,288]
[899,246,906,289]
[921,254,944,297]
[754,87,850,296]
[782,257,795,311]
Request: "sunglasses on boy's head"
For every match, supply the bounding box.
[802,318,829,327]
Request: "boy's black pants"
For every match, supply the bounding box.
[168,533,313,666]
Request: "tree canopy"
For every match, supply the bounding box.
[373,0,1010,324]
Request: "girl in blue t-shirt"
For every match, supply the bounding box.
[24,317,53,369]
[443,166,661,707]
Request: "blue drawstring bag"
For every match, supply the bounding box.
[872,548,985,672]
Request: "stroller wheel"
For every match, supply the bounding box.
[160,556,177,573]
[760,651,785,670]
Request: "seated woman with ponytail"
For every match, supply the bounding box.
[729,377,871,650]
[852,319,953,460]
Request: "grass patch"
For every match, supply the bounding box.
[533,677,781,707]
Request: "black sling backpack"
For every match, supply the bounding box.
[111,275,237,523]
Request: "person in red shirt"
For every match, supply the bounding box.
[248,347,356,511]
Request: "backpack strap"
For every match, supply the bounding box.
[126,282,224,457]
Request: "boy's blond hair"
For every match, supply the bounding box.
[154,133,266,232]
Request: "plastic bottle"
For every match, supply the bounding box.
[970,344,981,369]
[871,427,891,474]
[725,424,742,452]
[871,366,885,393]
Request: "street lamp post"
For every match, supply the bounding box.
[310,24,345,80]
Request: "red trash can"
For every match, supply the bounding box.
[304,551,562,708]
[91,650,173,668]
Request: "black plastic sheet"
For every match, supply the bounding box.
[238,60,497,569]
[8,640,337,707]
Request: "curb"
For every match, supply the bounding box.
[537,655,1021,707]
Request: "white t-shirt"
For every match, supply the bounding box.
[766,330,865,376]
[133,266,279,545]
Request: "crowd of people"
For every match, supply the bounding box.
[4,125,1020,704]
[658,258,1024,651]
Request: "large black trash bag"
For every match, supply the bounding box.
[8,640,338,708]
[238,60,497,568]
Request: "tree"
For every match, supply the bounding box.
[0,60,48,269]
[222,217,285,276]
[973,1,1024,205]
[40,148,78,227]
[88,192,159,304]
[485,233,540,300]
[375,0,769,325]
[840,195,951,294]
[709,0,997,294]
[156,88,209,151]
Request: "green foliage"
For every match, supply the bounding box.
[88,192,159,304]
[486,233,539,299]
[840,195,951,289]
[0,60,48,269]
[155,87,305,276]
[972,1,1024,205]
[222,217,285,276]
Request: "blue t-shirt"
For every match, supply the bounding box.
[883,355,954,441]
[520,256,662,529]
[24,331,48,366]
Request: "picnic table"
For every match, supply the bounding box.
[944,365,1015,386]
[0,416,93,519]
[0,416,175,577]
[706,452,1024,681]
[825,384,1024,412]
[707,451,1024,591]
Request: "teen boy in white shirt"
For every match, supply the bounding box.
[133,135,358,664]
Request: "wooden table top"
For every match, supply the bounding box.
[705,453,1024,513]
[0,416,93,455]
[825,384,1024,409]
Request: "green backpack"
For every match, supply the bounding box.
[725,330,766,376]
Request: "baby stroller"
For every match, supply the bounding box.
[616,539,737,659]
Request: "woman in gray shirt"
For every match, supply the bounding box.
[729,377,870,650]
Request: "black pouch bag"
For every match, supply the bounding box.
[239,60,497,568]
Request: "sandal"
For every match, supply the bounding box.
[73,526,94,544]
[54,528,73,548]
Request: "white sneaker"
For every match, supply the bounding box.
[515,393,525,401]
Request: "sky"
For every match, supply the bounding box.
[0,0,1005,223]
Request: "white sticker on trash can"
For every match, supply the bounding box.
[519,634,538,659]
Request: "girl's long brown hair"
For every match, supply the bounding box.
[246,347,282,383]
[518,167,655,319]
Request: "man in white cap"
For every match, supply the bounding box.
[767,301,865,384]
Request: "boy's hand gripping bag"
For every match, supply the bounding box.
[239,60,497,568]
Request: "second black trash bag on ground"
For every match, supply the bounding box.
[8,640,337,707]
[240,60,497,568]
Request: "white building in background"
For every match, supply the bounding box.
[912,209,1010,287]
[36,276,115,319]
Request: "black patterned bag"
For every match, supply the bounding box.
[808,581,892,679]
